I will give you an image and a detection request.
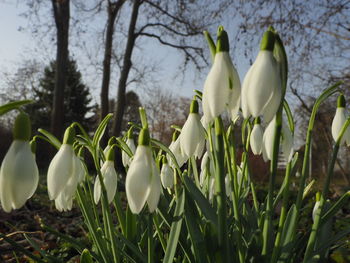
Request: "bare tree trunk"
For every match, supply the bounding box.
[100,0,124,122]
[51,0,70,138]
[112,0,141,136]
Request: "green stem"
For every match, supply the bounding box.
[271,161,292,262]
[214,117,229,263]
[262,109,282,256]
[148,213,153,263]
[225,125,244,262]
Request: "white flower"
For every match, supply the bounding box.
[225,175,231,198]
[0,141,39,212]
[47,144,75,200]
[180,100,206,159]
[168,137,186,168]
[332,106,350,145]
[122,137,136,168]
[126,129,161,214]
[160,162,174,188]
[250,121,264,155]
[262,117,294,162]
[209,177,216,203]
[94,160,118,204]
[241,32,281,123]
[312,200,320,222]
[202,52,241,123]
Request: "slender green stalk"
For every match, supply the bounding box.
[148,213,154,263]
[214,117,229,263]
[262,108,282,256]
[225,125,244,263]
[76,187,110,263]
[271,162,292,262]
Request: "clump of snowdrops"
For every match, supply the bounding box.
[0,26,350,263]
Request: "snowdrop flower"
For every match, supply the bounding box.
[168,132,186,168]
[0,113,39,212]
[241,30,282,123]
[250,117,264,155]
[312,199,320,222]
[47,127,76,201]
[180,99,206,159]
[126,128,161,214]
[160,156,174,189]
[122,129,136,167]
[331,94,350,145]
[94,146,118,204]
[202,26,241,124]
[225,175,231,198]
[208,177,216,203]
[262,117,294,162]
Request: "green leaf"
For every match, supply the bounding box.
[92,113,113,147]
[183,175,218,226]
[321,191,350,226]
[0,100,33,116]
[24,234,61,263]
[163,190,185,263]
[203,30,216,62]
[184,194,208,263]
[312,227,350,256]
[38,128,62,149]
[278,205,298,262]
[0,233,45,263]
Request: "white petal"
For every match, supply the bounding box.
[47,145,75,200]
[147,162,161,212]
[202,52,238,122]
[168,139,186,168]
[262,81,282,123]
[122,138,136,167]
[312,201,320,222]
[262,117,276,161]
[250,124,263,155]
[225,175,230,197]
[332,107,347,144]
[209,177,215,202]
[160,163,174,188]
[93,175,102,204]
[180,113,205,158]
[244,51,281,119]
[125,146,152,214]
[101,161,118,203]
[241,64,254,119]
[282,121,294,162]
[0,141,39,212]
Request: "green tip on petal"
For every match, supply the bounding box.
[138,128,150,146]
[13,112,31,141]
[30,139,37,154]
[254,117,261,125]
[106,145,116,161]
[127,127,134,139]
[260,30,275,51]
[172,131,179,142]
[63,126,76,145]
[162,155,167,164]
[337,94,346,108]
[190,99,199,114]
[216,26,229,52]
[214,117,224,136]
